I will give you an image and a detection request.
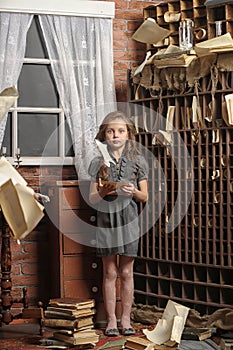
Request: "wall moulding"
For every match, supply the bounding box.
[0,0,115,18]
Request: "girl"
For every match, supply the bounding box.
[88,111,148,336]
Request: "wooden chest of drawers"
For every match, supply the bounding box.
[44,180,102,301]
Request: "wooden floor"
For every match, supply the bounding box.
[0,322,54,349]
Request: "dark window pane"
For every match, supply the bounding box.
[65,120,74,156]
[18,113,59,156]
[1,114,12,156]
[25,16,48,59]
[18,64,58,107]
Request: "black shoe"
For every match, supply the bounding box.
[121,327,136,336]
[104,328,119,337]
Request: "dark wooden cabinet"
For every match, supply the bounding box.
[43,180,107,326]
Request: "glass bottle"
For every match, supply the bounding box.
[215,20,222,37]
[179,19,194,51]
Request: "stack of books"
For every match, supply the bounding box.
[44,298,99,347]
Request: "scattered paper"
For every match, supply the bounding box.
[195,33,233,56]
[132,17,171,45]
[225,94,233,125]
[95,139,115,167]
[143,300,190,345]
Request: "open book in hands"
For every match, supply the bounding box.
[100,180,129,191]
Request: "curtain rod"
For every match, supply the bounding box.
[0,0,115,18]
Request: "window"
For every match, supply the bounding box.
[2,16,74,165]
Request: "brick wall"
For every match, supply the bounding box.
[0,0,157,316]
[112,0,154,101]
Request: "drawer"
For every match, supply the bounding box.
[63,279,102,299]
[63,255,102,279]
[60,186,91,209]
[63,235,96,254]
[60,209,96,235]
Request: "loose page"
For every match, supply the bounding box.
[0,156,27,186]
[143,300,190,345]
[132,17,171,45]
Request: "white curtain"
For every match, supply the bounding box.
[39,15,116,179]
[0,13,33,147]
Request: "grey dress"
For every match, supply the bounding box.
[88,154,148,257]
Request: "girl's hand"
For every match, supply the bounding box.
[118,183,135,196]
[98,178,116,196]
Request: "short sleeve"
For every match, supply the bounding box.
[137,155,149,182]
[88,157,103,182]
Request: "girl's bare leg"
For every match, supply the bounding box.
[118,256,135,329]
[102,255,118,330]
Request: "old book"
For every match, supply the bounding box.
[125,336,154,350]
[125,336,179,350]
[49,298,95,310]
[220,338,233,350]
[44,316,94,329]
[47,306,95,316]
[97,339,126,350]
[101,180,129,190]
[154,53,197,68]
[182,327,214,341]
[44,308,95,320]
[53,329,99,346]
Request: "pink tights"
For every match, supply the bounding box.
[102,255,134,330]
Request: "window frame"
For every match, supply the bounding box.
[0,0,114,166]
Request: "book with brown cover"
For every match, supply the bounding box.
[47,306,95,316]
[125,336,179,350]
[97,339,126,350]
[49,298,95,310]
[181,327,214,341]
[53,329,99,345]
[125,336,154,350]
[44,316,94,330]
[44,308,95,320]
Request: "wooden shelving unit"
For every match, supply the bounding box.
[142,0,207,51]
[128,1,233,315]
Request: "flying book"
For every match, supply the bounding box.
[53,329,99,346]
[0,157,44,240]
[44,316,94,330]
[49,298,95,310]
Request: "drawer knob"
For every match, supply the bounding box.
[90,215,96,222]
[92,286,98,293]
[91,262,98,269]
